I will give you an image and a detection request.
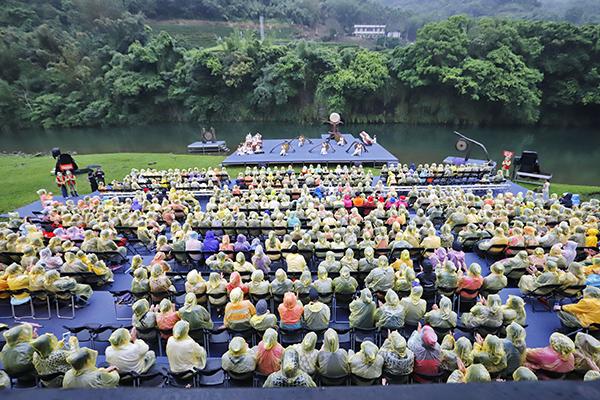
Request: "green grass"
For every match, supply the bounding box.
[0,153,231,214]
[521,182,600,202]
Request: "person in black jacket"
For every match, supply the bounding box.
[52,148,79,174]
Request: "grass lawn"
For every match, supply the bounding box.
[0,153,232,215]
[521,182,600,202]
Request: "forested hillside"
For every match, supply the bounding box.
[1,0,599,131]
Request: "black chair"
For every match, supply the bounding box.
[225,370,255,387]
[168,368,201,388]
[279,326,304,346]
[454,288,480,315]
[523,284,562,312]
[350,374,381,386]
[318,373,349,387]
[383,370,411,385]
[333,292,355,322]
[351,327,379,350]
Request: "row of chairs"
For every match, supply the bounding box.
[0,288,78,320]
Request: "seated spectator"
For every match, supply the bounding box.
[557,286,600,330]
[131,299,157,341]
[407,324,441,382]
[155,298,180,339]
[254,328,284,376]
[279,292,304,330]
[166,320,207,373]
[286,245,308,272]
[224,287,256,331]
[425,295,457,330]
[303,288,331,331]
[525,332,575,378]
[375,289,406,330]
[400,286,427,328]
[263,348,317,388]
[349,341,384,384]
[379,331,414,377]
[105,328,155,374]
[317,329,350,380]
[31,333,71,387]
[221,337,256,376]
[250,299,278,332]
[292,332,319,376]
[63,348,119,388]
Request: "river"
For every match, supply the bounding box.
[1,122,599,185]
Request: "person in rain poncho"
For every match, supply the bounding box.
[294,270,312,303]
[185,270,207,304]
[131,299,157,342]
[456,263,484,299]
[584,370,600,381]
[178,292,213,332]
[303,288,331,331]
[379,331,414,376]
[460,294,504,329]
[400,285,427,327]
[254,328,284,376]
[224,287,256,331]
[249,270,271,297]
[518,260,562,295]
[365,256,395,293]
[391,249,413,271]
[292,332,319,376]
[44,269,93,305]
[440,336,473,372]
[316,329,350,380]
[313,266,334,304]
[206,252,234,273]
[358,247,378,273]
[349,288,376,329]
[286,245,308,273]
[166,320,207,373]
[5,264,30,305]
[131,268,150,295]
[333,266,358,294]
[105,328,155,374]
[471,334,507,376]
[252,245,271,274]
[407,324,441,382]
[31,333,71,387]
[319,251,341,274]
[0,323,35,379]
[340,248,359,272]
[525,332,575,377]
[206,271,228,308]
[148,264,174,303]
[278,292,304,330]
[226,271,249,294]
[184,231,203,262]
[349,341,384,384]
[271,269,293,297]
[496,251,531,280]
[447,363,490,383]
[63,348,119,388]
[573,332,600,374]
[202,230,219,253]
[482,263,508,293]
[155,298,180,339]
[221,336,256,376]
[425,295,457,330]
[502,322,527,377]
[375,289,406,330]
[263,347,317,388]
[513,366,538,381]
[250,299,278,332]
[502,295,527,326]
[557,286,600,329]
[0,370,9,389]
[233,252,255,274]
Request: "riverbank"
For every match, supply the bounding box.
[1,153,598,214]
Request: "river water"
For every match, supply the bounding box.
[1,122,599,185]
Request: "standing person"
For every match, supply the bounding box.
[55,172,68,198]
[52,147,79,174]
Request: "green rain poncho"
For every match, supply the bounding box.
[105,328,155,374]
[319,251,341,274]
[221,337,256,375]
[482,264,508,293]
[313,267,333,303]
[379,331,414,376]
[303,298,331,331]
[0,323,35,379]
[440,336,473,372]
[317,329,350,378]
[460,294,504,329]
[447,363,491,383]
[512,366,538,381]
[292,332,319,375]
[271,269,293,296]
[44,270,93,304]
[249,270,271,296]
[503,322,527,376]
[400,286,427,326]
[436,261,458,290]
[518,260,561,295]
[31,333,70,387]
[349,288,376,329]
[425,295,457,329]
[178,293,214,331]
[502,295,527,326]
[131,267,150,295]
[472,335,507,375]
[375,289,406,329]
[349,341,384,382]
[333,267,359,294]
[573,332,600,373]
[131,299,157,341]
[63,348,119,388]
[207,252,234,273]
[166,320,207,373]
[263,348,317,388]
[364,256,395,292]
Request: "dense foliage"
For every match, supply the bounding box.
[1,1,600,130]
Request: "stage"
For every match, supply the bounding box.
[221,134,399,167]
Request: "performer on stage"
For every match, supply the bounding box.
[359,131,377,145]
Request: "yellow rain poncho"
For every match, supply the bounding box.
[166,320,207,373]
[292,332,319,375]
[178,293,213,331]
[316,329,350,378]
[333,266,359,294]
[63,348,119,388]
[375,289,406,329]
[263,348,316,388]
[31,333,70,387]
[221,337,256,375]
[105,328,155,374]
[349,341,384,382]
[379,331,414,376]
[512,366,538,381]
[472,335,507,374]
[400,286,427,326]
[349,288,376,329]
[0,323,35,378]
[425,295,457,329]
